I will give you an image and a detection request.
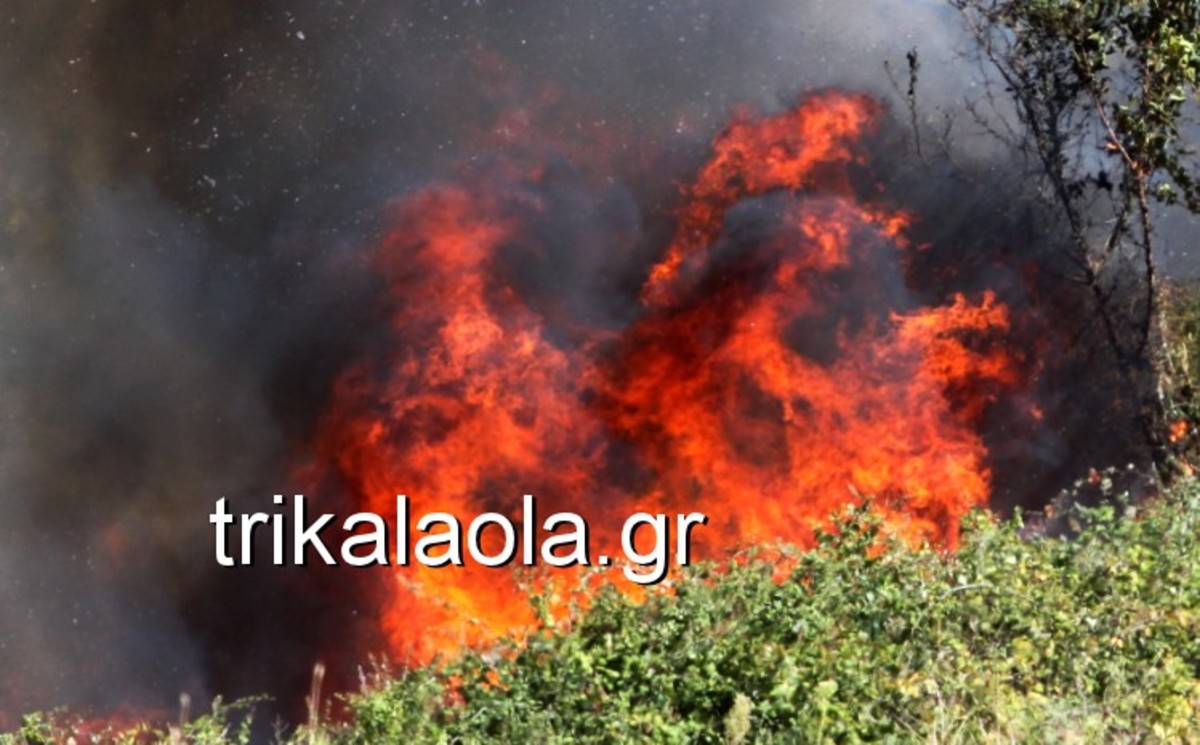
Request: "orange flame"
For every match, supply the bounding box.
[1169,418,1189,444]
[313,92,1021,664]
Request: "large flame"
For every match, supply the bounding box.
[314,91,1020,664]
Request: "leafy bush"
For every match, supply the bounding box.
[4,484,1198,743]
[338,486,1199,744]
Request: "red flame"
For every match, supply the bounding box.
[1169,418,1189,444]
[313,91,1020,664]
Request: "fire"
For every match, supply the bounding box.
[1169,418,1189,444]
[642,92,882,305]
[313,92,1021,664]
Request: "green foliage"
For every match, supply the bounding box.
[4,488,1198,743]
[1163,280,1200,425]
[0,697,260,745]
[958,0,1200,209]
[332,489,1200,743]
[176,698,261,745]
[953,0,1200,466]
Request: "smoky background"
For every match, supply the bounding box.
[0,0,1169,725]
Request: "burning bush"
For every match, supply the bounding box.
[308,92,1031,666]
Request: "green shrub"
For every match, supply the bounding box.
[5,484,1198,743]
[333,485,1200,743]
